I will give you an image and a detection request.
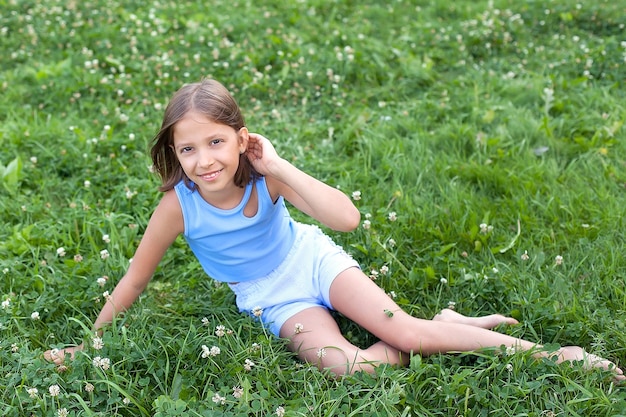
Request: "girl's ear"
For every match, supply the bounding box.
[238,127,249,154]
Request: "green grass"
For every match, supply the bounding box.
[2,0,626,415]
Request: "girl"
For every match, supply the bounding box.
[46,78,623,380]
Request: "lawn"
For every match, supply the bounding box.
[1,0,626,415]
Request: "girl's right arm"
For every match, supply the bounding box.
[45,190,184,364]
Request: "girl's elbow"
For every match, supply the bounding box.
[344,208,361,231]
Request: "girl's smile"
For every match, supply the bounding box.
[198,168,223,182]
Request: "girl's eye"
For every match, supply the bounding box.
[180,146,193,153]
[210,139,223,146]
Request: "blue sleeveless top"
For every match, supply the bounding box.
[174,177,296,282]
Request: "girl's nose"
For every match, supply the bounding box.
[198,149,215,167]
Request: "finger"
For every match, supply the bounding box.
[44,348,64,364]
[247,133,261,142]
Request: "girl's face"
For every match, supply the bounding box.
[172,111,248,207]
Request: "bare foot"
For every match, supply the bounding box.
[553,346,624,382]
[433,308,519,329]
[44,344,84,366]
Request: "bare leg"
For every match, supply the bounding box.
[326,267,624,380]
[280,307,409,376]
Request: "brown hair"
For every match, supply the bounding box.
[150,78,260,191]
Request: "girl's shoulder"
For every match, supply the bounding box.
[152,190,184,229]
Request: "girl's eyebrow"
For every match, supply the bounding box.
[173,133,223,148]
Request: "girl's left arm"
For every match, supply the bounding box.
[245,133,360,232]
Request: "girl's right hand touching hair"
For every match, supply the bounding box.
[44,344,84,366]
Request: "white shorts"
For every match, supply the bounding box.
[228,222,360,336]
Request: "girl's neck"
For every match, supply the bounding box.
[197,183,246,210]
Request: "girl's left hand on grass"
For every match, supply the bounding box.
[44,343,84,366]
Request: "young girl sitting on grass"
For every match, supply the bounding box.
[45,78,623,380]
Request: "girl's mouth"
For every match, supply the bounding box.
[198,169,222,181]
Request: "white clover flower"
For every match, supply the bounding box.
[56,247,66,257]
[232,386,243,398]
[84,382,94,392]
[276,406,286,417]
[123,397,131,405]
[479,223,493,234]
[215,325,226,337]
[74,254,83,262]
[506,363,513,372]
[31,311,40,320]
[201,345,220,358]
[380,265,389,275]
[555,255,563,266]
[11,343,18,352]
[92,357,101,368]
[369,269,379,280]
[543,88,554,110]
[92,336,104,350]
[102,291,112,302]
[294,323,304,334]
[100,249,110,260]
[362,220,371,230]
[48,384,61,397]
[96,276,108,287]
[92,356,111,370]
[521,250,529,261]
[351,190,361,200]
[2,299,10,309]
[27,387,38,398]
[251,306,263,317]
[317,348,327,358]
[102,234,110,243]
[250,343,261,352]
[243,358,255,371]
[388,239,396,248]
[30,156,38,164]
[58,408,69,417]
[201,317,209,326]
[447,301,456,310]
[84,180,91,188]
[440,277,448,284]
[388,212,397,221]
[212,393,226,405]
[505,345,519,356]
